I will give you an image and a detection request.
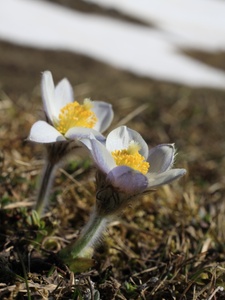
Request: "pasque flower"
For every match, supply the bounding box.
[28,71,113,143]
[28,71,113,216]
[58,126,186,265]
[81,125,186,215]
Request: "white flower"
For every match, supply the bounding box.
[81,126,186,196]
[28,71,114,143]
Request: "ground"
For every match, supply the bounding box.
[1,2,225,299]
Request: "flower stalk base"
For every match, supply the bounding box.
[59,210,107,263]
[34,141,75,216]
[34,161,57,216]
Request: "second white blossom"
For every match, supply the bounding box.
[81,126,186,196]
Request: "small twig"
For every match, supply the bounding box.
[208,286,224,300]
[116,103,149,127]
[3,201,34,209]
[150,274,168,296]
[132,266,158,277]
[87,276,94,300]
[59,168,93,197]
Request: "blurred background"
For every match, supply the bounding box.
[1,0,225,89]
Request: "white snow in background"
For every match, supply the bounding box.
[85,0,225,51]
[0,0,225,89]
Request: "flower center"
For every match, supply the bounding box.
[55,99,97,134]
[111,142,149,174]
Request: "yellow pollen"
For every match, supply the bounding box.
[55,99,97,134]
[111,143,149,174]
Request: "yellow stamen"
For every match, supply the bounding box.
[111,142,149,174]
[55,99,97,134]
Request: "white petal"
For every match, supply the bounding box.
[92,101,114,133]
[41,71,57,123]
[107,166,148,194]
[79,138,93,151]
[147,169,186,189]
[84,139,116,174]
[106,126,149,158]
[28,120,65,143]
[148,144,175,173]
[54,78,74,116]
[65,127,106,143]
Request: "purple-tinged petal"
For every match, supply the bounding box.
[65,127,106,143]
[148,144,175,173]
[79,138,93,151]
[107,166,148,194]
[28,120,65,143]
[92,101,114,133]
[84,139,116,174]
[41,71,57,123]
[146,169,186,189]
[106,126,148,158]
[54,78,74,115]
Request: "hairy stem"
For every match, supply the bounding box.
[59,209,107,260]
[34,161,57,216]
